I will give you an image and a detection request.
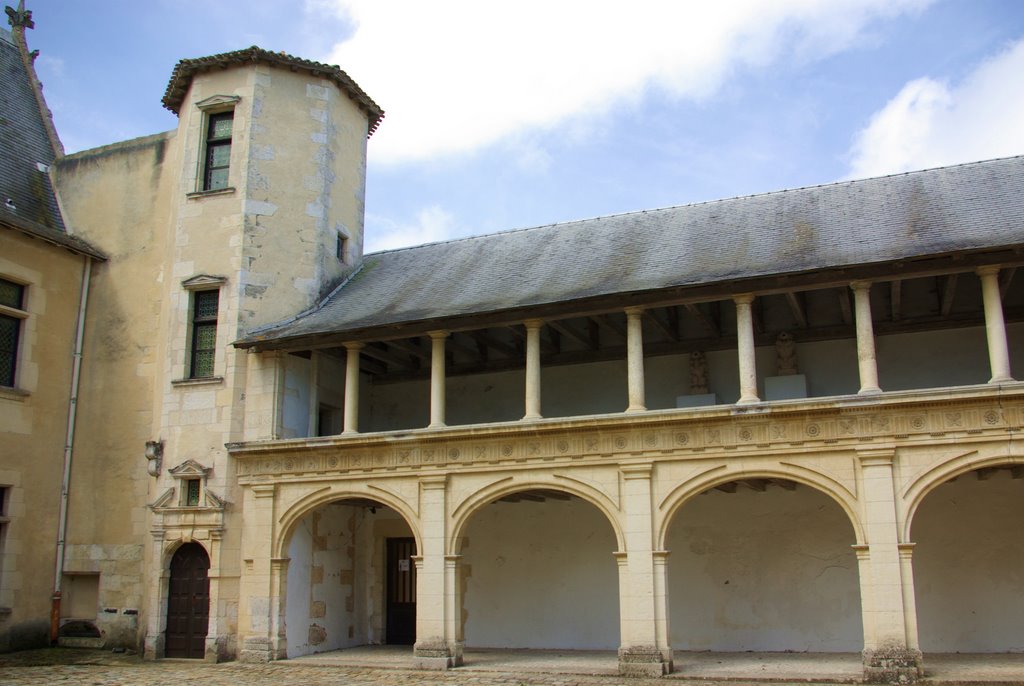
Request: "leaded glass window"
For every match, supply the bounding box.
[0,278,25,387]
[203,111,233,191]
[185,479,201,506]
[190,290,219,378]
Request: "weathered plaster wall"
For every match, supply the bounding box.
[286,503,410,657]
[0,234,85,650]
[912,471,1024,652]
[461,498,620,649]
[666,486,862,651]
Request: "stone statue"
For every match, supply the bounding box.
[776,331,798,375]
[690,350,709,394]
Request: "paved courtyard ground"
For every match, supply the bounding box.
[1,647,1023,685]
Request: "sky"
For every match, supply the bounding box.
[18,0,1024,253]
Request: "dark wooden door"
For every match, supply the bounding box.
[165,542,210,658]
[386,537,416,645]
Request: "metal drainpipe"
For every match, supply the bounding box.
[50,256,92,644]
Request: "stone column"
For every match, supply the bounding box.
[856,448,922,682]
[898,543,921,653]
[238,483,280,663]
[523,319,543,420]
[414,476,460,668]
[428,331,448,428]
[851,282,882,394]
[342,342,363,434]
[625,308,647,412]
[734,294,760,404]
[978,267,1014,383]
[617,465,672,676]
[306,351,319,437]
[204,530,226,661]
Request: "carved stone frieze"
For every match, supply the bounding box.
[229,389,1024,482]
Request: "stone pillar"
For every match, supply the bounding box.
[414,476,460,668]
[898,543,921,652]
[238,483,280,663]
[851,282,882,394]
[523,319,543,420]
[617,465,672,676]
[204,530,226,661]
[306,351,319,437]
[978,267,1014,383]
[143,530,168,659]
[428,331,448,428]
[734,294,760,404]
[343,342,363,434]
[625,308,647,412]
[856,448,922,682]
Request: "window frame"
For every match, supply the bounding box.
[202,111,234,192]
[192,95,241,195]
[188,289,220,379]
[0,277,28,389]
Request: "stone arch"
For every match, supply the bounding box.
[161,536,211,570]
[448,475,625,555]
[901,448,1023,542]
[274,484,422,560]
[656,463,865,550]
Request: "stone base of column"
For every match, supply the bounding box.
[862,645,923,683]
[204,634,233,662]
[143,632,164,660]
[618,645,673,676]
[238,635,278,663]
[413,639,463,669]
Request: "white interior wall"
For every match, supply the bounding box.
[912,471,1024,652]
[666,485,862,652]
[877,326,989,390]
[460,497,619,649]
[281,354,311,438]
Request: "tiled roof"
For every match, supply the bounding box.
[0,27,64,231]
[241,155,1024,348]
[162,45,384,136]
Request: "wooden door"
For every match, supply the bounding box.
[386,537,416,645]
[165,542,210,658]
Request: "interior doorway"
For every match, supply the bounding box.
[386,537,416,644]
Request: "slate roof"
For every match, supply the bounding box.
[162,45,384,136]
[0,26,64,231]
[240,155,1024,349]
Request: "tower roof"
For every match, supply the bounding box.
[161,45,384,136]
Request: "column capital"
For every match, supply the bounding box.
[857,446,896,466]
[850,280,872,292]
[420,475,448,490]
[620,464,654,480]
[976,265,1001,277]
[898,542,917,559]
[428,330,450,340]
[250,484,276,498]
[733,293,755,305]
[522,318,545,330]
[851,543,870,561]
[624,306,645,317]
[343,341,365,351]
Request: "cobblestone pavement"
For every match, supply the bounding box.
[0,649,844,686]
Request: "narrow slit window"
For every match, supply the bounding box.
[203,112,233,191]
[190,290,219,378]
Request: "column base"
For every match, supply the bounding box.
[239,635,279,663]
[862,645,923,684]
[143,632,164,660]
[413,639,463,669]
[618,645,673,676]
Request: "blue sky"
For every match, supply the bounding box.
[20,0,1024,252]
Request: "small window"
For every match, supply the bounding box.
[189,290,219,378]
[203,112,233,191]
[0,278,27,387]
[336,233,347,263]
[184,479,201,506]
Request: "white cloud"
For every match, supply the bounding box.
[365,205,458,253]
[320,0,929,164]
[847,38,1024,178]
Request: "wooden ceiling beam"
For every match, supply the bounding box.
[549,319,598,350]
[684,303,719,338]
[837,287,852,326]
[891,279,902,321]
[941,274,958,317]
[647,308,679,342]
[470,330,520,359]
[361,342,414,368]
[387,337,431,360]
[785,292,808,329]
[593,314,626,339]
[1000,267,1016,298]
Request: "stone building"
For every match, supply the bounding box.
[1,4,1022,682]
